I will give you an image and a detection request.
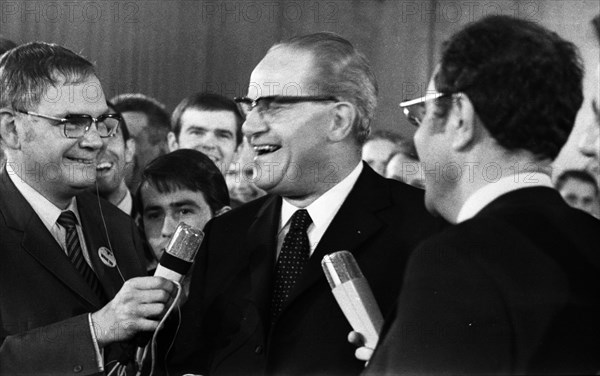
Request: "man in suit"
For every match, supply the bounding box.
[0,42,175,375]
[165,32,440,376]
[360,16,600,374]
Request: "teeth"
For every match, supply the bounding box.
[253,145,280,155]
[96,161,113,170]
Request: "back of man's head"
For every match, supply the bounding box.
[0,42,95,110]
[171,92,243,146]
[272,32,378,145]
[135,149,230,215]
[110,93,170,144]
[435,15,584,161]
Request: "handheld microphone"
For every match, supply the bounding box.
[154,223,204,282]
[321,251,383,350]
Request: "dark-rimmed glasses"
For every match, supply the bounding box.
[399,92,453,127]
[16,110,121,138]
[234,95,339,118]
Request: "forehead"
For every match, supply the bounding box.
[248,47,316,98]
[141,184,208,208]
[121,111,149,137]
[562,178,597,194]
[180,108,237,132]
[36,75,107,115]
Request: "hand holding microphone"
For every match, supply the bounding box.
[322,251,383,356]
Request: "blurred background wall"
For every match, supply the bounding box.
[1,0,598,173]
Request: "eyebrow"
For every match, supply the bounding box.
[143,199,201,212]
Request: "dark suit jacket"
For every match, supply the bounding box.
[365,187,600,375]
[0,169,147,375]
[166,164,442,376]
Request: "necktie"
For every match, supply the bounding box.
[57,210,104,300]
[271,209,312,321]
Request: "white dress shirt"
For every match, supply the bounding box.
[456,172,553,223]
[116,189,133,215]
[277,162,363,258]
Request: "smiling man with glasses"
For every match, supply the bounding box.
[357,16,600,375]
[166,32,440,376]
[0,42,176,375]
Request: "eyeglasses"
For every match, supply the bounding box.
[17,110,121,138]
[399,92,453,127]
[234,95,339,118]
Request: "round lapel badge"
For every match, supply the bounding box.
[98,247,117,268]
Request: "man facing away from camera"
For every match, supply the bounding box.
[354,16,600,375]
[164,32,441,376]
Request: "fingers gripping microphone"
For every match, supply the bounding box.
[322,251,383,350]
[154,223,204,282]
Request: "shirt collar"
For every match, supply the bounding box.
[7,163,81,228]
[280,162,363,230]
[117,189,133,215]
[456,172,553,223]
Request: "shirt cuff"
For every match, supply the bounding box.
[88,313,104,372]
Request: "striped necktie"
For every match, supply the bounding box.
[57,210,104,300]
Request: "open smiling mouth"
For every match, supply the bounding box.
[254,145,281,156]
[96,161,114,172]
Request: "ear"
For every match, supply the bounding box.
[448,93,477,151]
[167,131,179,152]
[125,138,136,164]
[0,108,20,150]
[214,206,231,217]
[328,102,356,142]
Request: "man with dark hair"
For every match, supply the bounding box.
[135,149,230,268]
[93,102,136,215]
[168,92,243,175]
[555,169,599,216]
[167,32,439,376]
[358,16,600,374]
[0,42,175,374]
[110,93,170,189]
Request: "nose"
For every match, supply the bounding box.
[80,121,104,150]
[242,110,268,140]
[161,214,179,238]
[577,125,600,158]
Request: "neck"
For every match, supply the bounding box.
[100,181,129,206]
[283,154,361,208]
[8,159,74,209]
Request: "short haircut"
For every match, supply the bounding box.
[135,149,230,216]
[0,37,17,56]
[171,92,243,146]
[0,42,96,110]
[106,101,130,142]
[272,32,378,144]
[555,169,599,196]
[435,15,584,161]
[110,93,170,147]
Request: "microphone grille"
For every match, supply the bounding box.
[165,223,204,262]
[321,250,364,288]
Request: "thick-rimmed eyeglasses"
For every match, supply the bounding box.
[16,110,121,138]
[234,95,339,118]
[399,92,453,127]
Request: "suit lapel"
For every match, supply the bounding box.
[246,195,281,327]
[278,166,391,320]
[0,170,102,308]
[77,195,134,300]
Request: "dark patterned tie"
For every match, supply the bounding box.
[57,210,104,299]
[271,209,312,322]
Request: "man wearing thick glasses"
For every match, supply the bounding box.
[166,33,439,375]
[0,42,175,374]
[358,16,600,374]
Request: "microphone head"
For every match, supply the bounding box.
[321,250,364,288]
[164,223,204,263]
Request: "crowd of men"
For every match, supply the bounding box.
[0,13,599,376]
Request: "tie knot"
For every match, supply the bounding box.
[57,210,78,229]
[289,209,311,232]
